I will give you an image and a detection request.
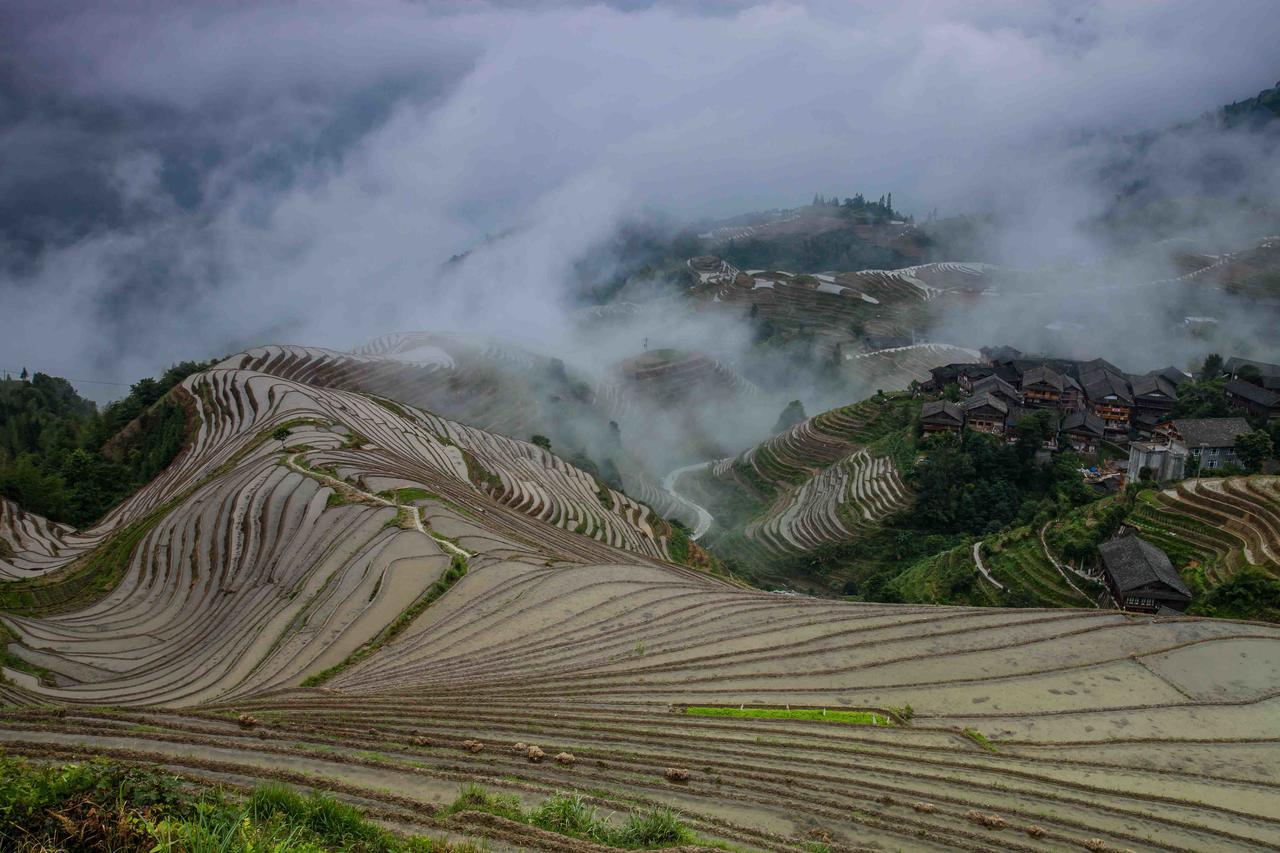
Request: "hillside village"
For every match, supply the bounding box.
[919,349,1280,615]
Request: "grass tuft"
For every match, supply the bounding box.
[684,705,895,726]
[963,728,999,752]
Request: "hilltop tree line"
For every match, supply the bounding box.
[0,362,210,527]
[811,192,910,224]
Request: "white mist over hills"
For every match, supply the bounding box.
[0,0,1278,396]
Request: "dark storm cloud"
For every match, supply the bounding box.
[0,0,1277,394]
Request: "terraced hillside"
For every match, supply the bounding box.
[700,261,1003,347]
[845,341,983,392]
[2,356,1279,851]
[1128,476,1280,587]
[0,357,688,706]
[680,397,916,572]
[900,477,1280,616]
[240,338,598,447]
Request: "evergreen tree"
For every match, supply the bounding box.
[1199,353,1224,380]
[773,400,807,433]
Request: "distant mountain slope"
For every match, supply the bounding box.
[1221,80,1280,128]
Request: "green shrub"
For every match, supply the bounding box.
[0,757,477,852]
[531,793,604,839]
[443,783,524,821]
[615,806,691,847]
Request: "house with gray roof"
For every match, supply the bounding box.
[1098,535,1191,613]
[920,400,963,435]
[962,393,1008,435]
[1225,379,1280,419]
[969,374,1022,408]
[1131,373,1180,422]
[1225,356,1280,391]
[1166,417,1251,471]
[1080,367,1133,433]
[1021,365,1067,409]
[1062,409,1105,452]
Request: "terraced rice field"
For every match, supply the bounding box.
[701,257,1005,350]
[3,353,1279,851]
[846,342,984,391]
[979,529,1105,609]
[1128,477,1280,583]
[697,398,914,557]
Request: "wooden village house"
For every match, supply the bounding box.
[1131,368,1186,422]
[1225,379,1280,420]
[1081,366,1134,434]
[968,374,1023,408]
[1098,535,1192,614]
[1062,410,1106,453]
[920,400,963,435]
[1020,365,1066,408]
[962,394,1008,435]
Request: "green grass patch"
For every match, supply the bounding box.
[667,522,691,564]
[0,756,477,852]
[444,785,694,849]
[963,728,998,752]
[0,621,53,684]
[683,706,895,726]
[368,395,410,419]
[460,449,502,492]
[380,487,435,504]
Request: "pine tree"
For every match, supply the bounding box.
[20,367,29,381]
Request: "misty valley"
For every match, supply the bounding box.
[1,5,1280,852]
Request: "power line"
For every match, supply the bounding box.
[0,367,132,387]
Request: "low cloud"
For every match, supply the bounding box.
[0,0,1277,396]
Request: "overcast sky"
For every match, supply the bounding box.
[1,0,1277,393]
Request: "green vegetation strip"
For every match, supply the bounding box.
[445,784,697,849]
[684,706,896,726]
[963,728,999,753]
[302,552,468,687]
[0,755,475,852]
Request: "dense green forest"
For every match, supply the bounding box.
[0,361,210,527]
[719,226,905,274]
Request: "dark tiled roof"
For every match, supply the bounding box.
[1099,535,1191,598]
[980,345,1023,362]
[970,374,1020,400]
[1147,365,1191,387]
[1171,417,1251,449]
[1062,409,1105,437]
[1081,368,1133,404]
[1225,356,1280,378]
[1080,357,1125,376]
[1131,374,1177,400]
[963,393,1008,416]
[1226,379,1280,407]
[929,363,990,384]
[921,400,963,423]
[1022,365,1065,391]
